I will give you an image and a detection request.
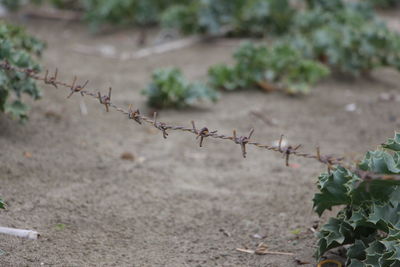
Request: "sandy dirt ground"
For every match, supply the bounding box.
[0,16,400,267]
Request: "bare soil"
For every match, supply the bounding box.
[0,17,399,267]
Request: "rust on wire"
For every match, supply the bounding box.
[44,69,58,88]
[128,104,142,124]
[67,76,89,99]
[3,62,394,180]
[98,87,112,112]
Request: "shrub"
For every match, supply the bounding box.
[81,0,192,30]
[289,1,400,75]
[0,22,44,120]
[208,42,329,94]
[1,0,188,30]
[0,0,73,11]
[161,0,294,37]
[314,133,400,266]
[367,0,400,7]
[142,68,218,109]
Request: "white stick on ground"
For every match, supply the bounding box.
[126,36,203,60]
[71,36,205,60]
[0,227,39,240]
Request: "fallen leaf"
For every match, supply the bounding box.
[44,110,62,120]
[295,259,311,265]
[255,243,269,255]
[291,229,302,235]
[120,152,135,161]
[289,163,301,169]
[257,81,277,92]
[219,228,231,237]
[23,152,32,158]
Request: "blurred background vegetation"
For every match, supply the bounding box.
[1,0,400,111]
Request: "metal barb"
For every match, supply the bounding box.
[153,112,168,139]
[285,146,292,167]
[128,104,142,124]
[44,69,58,88]
[98,87,111,112]
[67,78,89,98]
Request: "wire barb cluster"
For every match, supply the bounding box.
[2,61,397,181]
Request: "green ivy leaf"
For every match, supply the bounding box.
[359,151,400,174]
[4,100,29,121]
[382,133,400,152]
[313,167,360,216]
[316,217,355,258]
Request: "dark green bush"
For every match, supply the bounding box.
[0,22,44,120]
[142,68,218,108]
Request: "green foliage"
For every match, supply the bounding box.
[0,22,44,120]
[162,0,294,36]
[0,198,4,209]
[314,133,400,266]
[367,0,400,8]
[142,68,218,109]
[1,0,24,11]
[290,1,400,75]
[208,42,329,94]
[1,0,188,29]
[82,0,189,30]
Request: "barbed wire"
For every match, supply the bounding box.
[2,61,399,181]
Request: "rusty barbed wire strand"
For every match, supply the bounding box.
[2,61,400,181]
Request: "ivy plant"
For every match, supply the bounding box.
[314,133,400,266]
[208,42,329,94]
[0,22,45,120]
[142,68,218,109]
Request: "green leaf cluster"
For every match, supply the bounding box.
[314,133,400,266]
[0,21,45,120]
[208,42,329,94]
[142,68,218,109]
[290,1,400,75]
[161,0,294,36]
[367,0,400,8]
[82,0,190,29]
[0,198,4,209]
